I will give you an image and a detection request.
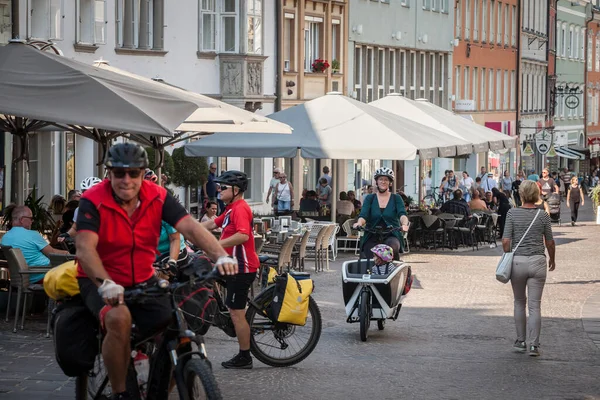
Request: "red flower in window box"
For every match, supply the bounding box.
[311,59,330,73]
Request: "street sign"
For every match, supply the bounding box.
[455,99,475,111]
[565,95,580,110]
[523,143,534,156]
[547,145,557,157]
[535,131,552,155]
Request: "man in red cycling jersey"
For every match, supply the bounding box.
[201,170,259,369]
[76,143,237,400]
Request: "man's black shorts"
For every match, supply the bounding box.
[224,272,256,310]
[78,277,172,337]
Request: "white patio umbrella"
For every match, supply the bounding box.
[371,94,516,153]
[94,62,292,135]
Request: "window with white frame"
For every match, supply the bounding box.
[523,0,529,30]
[304,17,323,71]
[473,0,478,41]
[542,74,546,111]
[283,13,295,71]
[482,0,487,42]
[247,0,262,54]
[354,46,362,100]
[490,0,495,43]
[429,53,435,103]
[557,20,562,56]
[496,69,501,110]
[574,27,579,60]
[410,51,416,99]
[562,23,567,57]
[378,49,385,99]
[464,66,470,100]
[580,91,584,118]
[473,66,478,109]
[401,0,409,6]
[438,54,444,106]
[441,0,448,12]
[332,19,342,70]
[0,1,10,44]
[510,70,515,109]
[455,65,461,100]
[503,4,508,45]
[420,52,426,97]
[116,0,165,50]
[496,1,501,44]
[511,5,516,46]
[488,69,493,109]
[527,71,533,111]
[586,92,590,125]
[456,0,461,38]
[503,70,508,110]
[423,0,431,10]
[588,33,593,71]
[465,0,470,40]
[580,28,585,61]
[200,0,217,51]
[400,50,406,95]
[389,49,397,93]
[29,0,63,40]
[221,0,238,52]
[366,47,374,101]
[76,0,106,45]
[569,25,573,58]
[480,67,486,110]
[432,0,438,12]
[596,33,600,71]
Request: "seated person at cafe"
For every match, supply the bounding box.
[485,191,497,211]
[299,190,320,213]
[1,206,69,283]
[468,189,488,211]
[439,189,471,218]
[337,191,355,216]
[347,190,362,211]
[201,201,222,233]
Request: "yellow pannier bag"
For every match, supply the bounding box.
[267,267,278,284]
[270,273,313,326]
[43,261,80,300]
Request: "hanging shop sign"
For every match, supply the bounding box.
[565,95,580,110]
[522,143,534,156]
[535,131,552,155]
[547,145,557,157]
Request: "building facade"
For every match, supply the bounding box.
[347,0,454,201]
[553,0,588,173]
[7,0,278,212]
[587,1,600,168]
[453,0,519,178]
[278,0,349,200]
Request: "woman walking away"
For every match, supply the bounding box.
[502,180,555,357]
[566,176,584,226]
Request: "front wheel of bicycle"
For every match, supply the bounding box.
[182,359,222,400]
[246,293,322,367]
[422,195,437,208]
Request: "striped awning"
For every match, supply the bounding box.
[555,147,586,160]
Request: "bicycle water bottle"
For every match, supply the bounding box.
[133,350,149,397]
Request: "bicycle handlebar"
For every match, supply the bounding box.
[356,225,402,235]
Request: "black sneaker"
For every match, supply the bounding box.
[111,392,132,400]
[221,353,253,369]
[529,345,541,357]
[513,340,527,353]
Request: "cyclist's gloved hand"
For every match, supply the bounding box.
[97,279,125,306]
[57,233,70,243]
[167,259,178,275]
[215,255,238,276]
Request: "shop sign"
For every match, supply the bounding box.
[523,143,534,156]
[535,131,552,155]
[547,145,557,158]
[455,99,475,111]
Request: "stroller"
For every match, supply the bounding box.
[546,193,561,226]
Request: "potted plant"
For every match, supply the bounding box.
[311,59,330,73]
[591,185,600,223]
[331,59,340,74]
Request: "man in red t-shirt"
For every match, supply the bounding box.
[201,170,259,369]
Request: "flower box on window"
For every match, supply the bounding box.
[311,59,330,73]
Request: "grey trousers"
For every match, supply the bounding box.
[510,255,547,346]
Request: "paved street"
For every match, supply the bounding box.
[1,201,599,399]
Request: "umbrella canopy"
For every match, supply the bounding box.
[185,92,472,160]
[371,94,516,153]
[94,62,292,135]
[0,42,215,136]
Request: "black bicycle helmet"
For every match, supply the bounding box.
[105,142,149,169]
[214,170,248,192]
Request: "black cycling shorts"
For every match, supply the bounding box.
[223,272,256,310]
[78,277,172,338]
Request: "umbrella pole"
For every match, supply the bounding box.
[331,160,337,223]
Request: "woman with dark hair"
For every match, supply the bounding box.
[492,187,511,236]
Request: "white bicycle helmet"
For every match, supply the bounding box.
[374,167,395,182]
[80,176,102,191]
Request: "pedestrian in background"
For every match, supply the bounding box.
[320,166,332,186]
[265,168,281,213]
[502,180,555,357]
[499,170,513,197]
[461,171,473,202]
[276,173,294,214]
[566,176,584,226]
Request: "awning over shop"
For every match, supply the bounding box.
[555,147,586,160]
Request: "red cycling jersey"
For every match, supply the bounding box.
[214,199,259,273]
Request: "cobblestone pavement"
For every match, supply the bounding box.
[1,201,599,400]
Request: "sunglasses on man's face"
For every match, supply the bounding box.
[220,185,232,191]
[111,169,143,179]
